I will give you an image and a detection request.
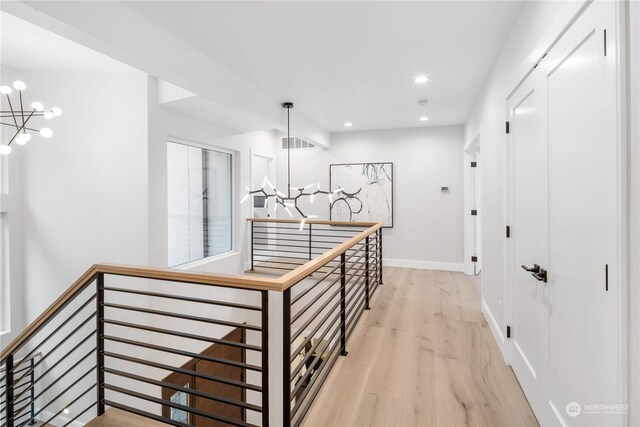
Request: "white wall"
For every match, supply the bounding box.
[0,66,149,349]
[464,1,574,349]
[147,76,279,274]
[276,126,465,270]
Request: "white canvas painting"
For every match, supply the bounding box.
[330,163,393,227]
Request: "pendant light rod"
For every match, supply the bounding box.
[283,102,294,198]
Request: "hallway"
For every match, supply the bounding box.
[304,267,538,427]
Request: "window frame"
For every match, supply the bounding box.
[166,138,235,268]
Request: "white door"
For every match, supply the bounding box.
[507,69,551,424]
[542,2,622,425]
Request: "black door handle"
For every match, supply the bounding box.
[532,269,547,283]
[521,264,540,273]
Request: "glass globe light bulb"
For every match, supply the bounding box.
[51,107,62,116]
[16,134,27,146]
[40,128,53,138]
[44,111,54,119]
[13,81,26,91]
[0,145,12,155]
[31,102,44,111]
[0,86,12,95]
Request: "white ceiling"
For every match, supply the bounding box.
[0,11,138,73]
[124,1,523,132]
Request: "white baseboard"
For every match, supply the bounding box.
[38,409,85,426]
[481,299,506,352]
[383,258,465,272]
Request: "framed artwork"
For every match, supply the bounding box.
[329,162,393,227]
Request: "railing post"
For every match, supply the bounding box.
[261,291,269,427]
[96,273,105,417]
[5,355,14,427]
[251,221,255,271]
[365,236,370,310]
[340,253,348,356]
[378,229,383,285]
[282,288,291,427]
[308,223,312,261]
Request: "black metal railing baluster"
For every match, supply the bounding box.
[261,291,269,427]
[96,273,105,417]
[365,236,370,310]
[308,223,312,261]
[340,252,348,356]
[5,355,13,427]
[283,288,292,427]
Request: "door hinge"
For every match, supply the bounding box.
[507,326,512,338]
[605,264,609,291]
[506,225,511,238]
[604,29,607,56]
[470,161,477,168]
[506,121,510,134]
[471,256,478,262]
[471,210,478,216]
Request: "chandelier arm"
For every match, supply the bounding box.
[0,122,38,132]
[5,95,19,130]
[7,111,35,146]
[19,91,26,132]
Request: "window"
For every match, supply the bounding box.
[167,141,232,267]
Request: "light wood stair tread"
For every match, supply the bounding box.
[85,408,171,427]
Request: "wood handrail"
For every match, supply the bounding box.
[0,220,382,362]
[247,218,379,227]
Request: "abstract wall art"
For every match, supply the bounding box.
[329,162,393,227]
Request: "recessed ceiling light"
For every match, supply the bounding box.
[419,116,429,122]
[414,75,429,84]
[344,122,353,127]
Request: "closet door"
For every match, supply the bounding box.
[506,68,551,424]
[542,1,622,425]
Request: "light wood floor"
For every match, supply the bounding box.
[303,267,538,427]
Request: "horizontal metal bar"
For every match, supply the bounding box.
[62,401,97,427]
[103,351,262,392]
[13,345,95,404]
[104,367,261,412]
[291,275,342,324]
[14,346,96,406]
[103,319,261,351]
[29,364,96,421]
[103,335,261,372]
[8,293,96,369]
[0,276,98,361]
[103,383,253,427]
[102,302,261,331]
[253,242,337,251]
[103,286,261,311]
[11,314,96,388]
[252,235,347,245]
[291,330,343,420]
[41,383,96,427]
[290,261,343,305]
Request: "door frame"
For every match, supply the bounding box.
[463,131,481,276]
[502,0,628,420]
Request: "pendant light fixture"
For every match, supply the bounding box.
[241,102,342,229]
[0,80,61,155]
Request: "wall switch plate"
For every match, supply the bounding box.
[441,186,449,192]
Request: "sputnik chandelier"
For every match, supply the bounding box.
[241,102,343,229]
[0,80,61,155]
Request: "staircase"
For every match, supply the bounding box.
[0,219,382,427]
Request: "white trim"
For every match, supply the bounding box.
[38,409,85,427]
[171,250,239,271]
[481,299,504,348]
[383,258,464,272]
